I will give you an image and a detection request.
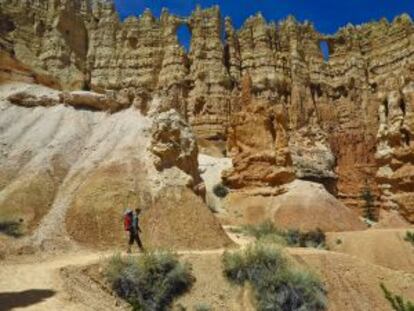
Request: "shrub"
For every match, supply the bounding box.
[0,219,23,238]
[223,243,326,311]
[297,229,326,248]
[361,186,377,222]
[105,251,194,311]
[194,303,211,311]
[212,183,229,198]
[241,220,283,239]
[404,231,414,246]
[240,221,326,248]
[380,283,414,311]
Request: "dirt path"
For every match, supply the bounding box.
[1,228,414,311]
[0,248,230,311]
[0,251,113,311]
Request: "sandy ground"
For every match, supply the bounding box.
[0,249,229,311]
[1,227,414,311]
[326,228,414,273]
[0,251,114,311]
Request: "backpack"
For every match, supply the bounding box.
[124,212,133,231]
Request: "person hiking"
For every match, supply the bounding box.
[124,208,144,253]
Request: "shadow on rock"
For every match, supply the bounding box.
[0,289,56,311]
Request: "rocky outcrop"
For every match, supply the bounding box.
[5,84,131,112]
[0,0,89,90]
[60,90,130,112]
[222,74,295,189]
[1,2,414,221]
[186,6,232,139]
[0,82,231,250]
[150,108,202,187]
[376,78,414,222]
[289,114,337,194]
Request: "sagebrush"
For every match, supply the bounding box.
[105,251,194,311]
[240,220,326,248]
[223,242,327,311]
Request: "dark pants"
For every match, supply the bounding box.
[128,230,144,250]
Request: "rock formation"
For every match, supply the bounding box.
[1,1,414,221]
[150,108,203,190]
[376,77,414,222]
[0,82,232,250]
[289,113,337,194]
[222,74,295,189]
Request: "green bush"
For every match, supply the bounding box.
[361,186,377,222]
[105,251,194,311]
[194,303,211,311]
[241,220,283,239]
[285,228,326,248]
[240,221,326,248]
[381,283,414,311]
[223,243,327,311]
[404,231,414,246]
[0,219,23,238]
[212,183,229,198]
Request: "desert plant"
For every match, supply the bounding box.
[0,219,23,238]
[194,303,211,311]
[223,242,326,311]
[105,251,194,311]
[212,183,229,198]
[240,221,326,248]
[381,283,414,311]
[361,185,377,222]
[297,229,326,248]
[404,231,414,246]
[241,220,283,239]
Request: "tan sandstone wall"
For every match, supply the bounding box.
[1,1,414,220]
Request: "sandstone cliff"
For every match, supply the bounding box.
[1,1,414,221]
[0,82,232,250]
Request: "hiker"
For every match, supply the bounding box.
[124,208,144,253]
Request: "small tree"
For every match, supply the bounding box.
[361,185,377,222]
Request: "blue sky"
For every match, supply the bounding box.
[114,0,414,52]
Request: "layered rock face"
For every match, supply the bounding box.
[0,82,231,250]
[1,1,414,221]
[0,0,89,89]
[376,79,414,222]
[223,74,295,190]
